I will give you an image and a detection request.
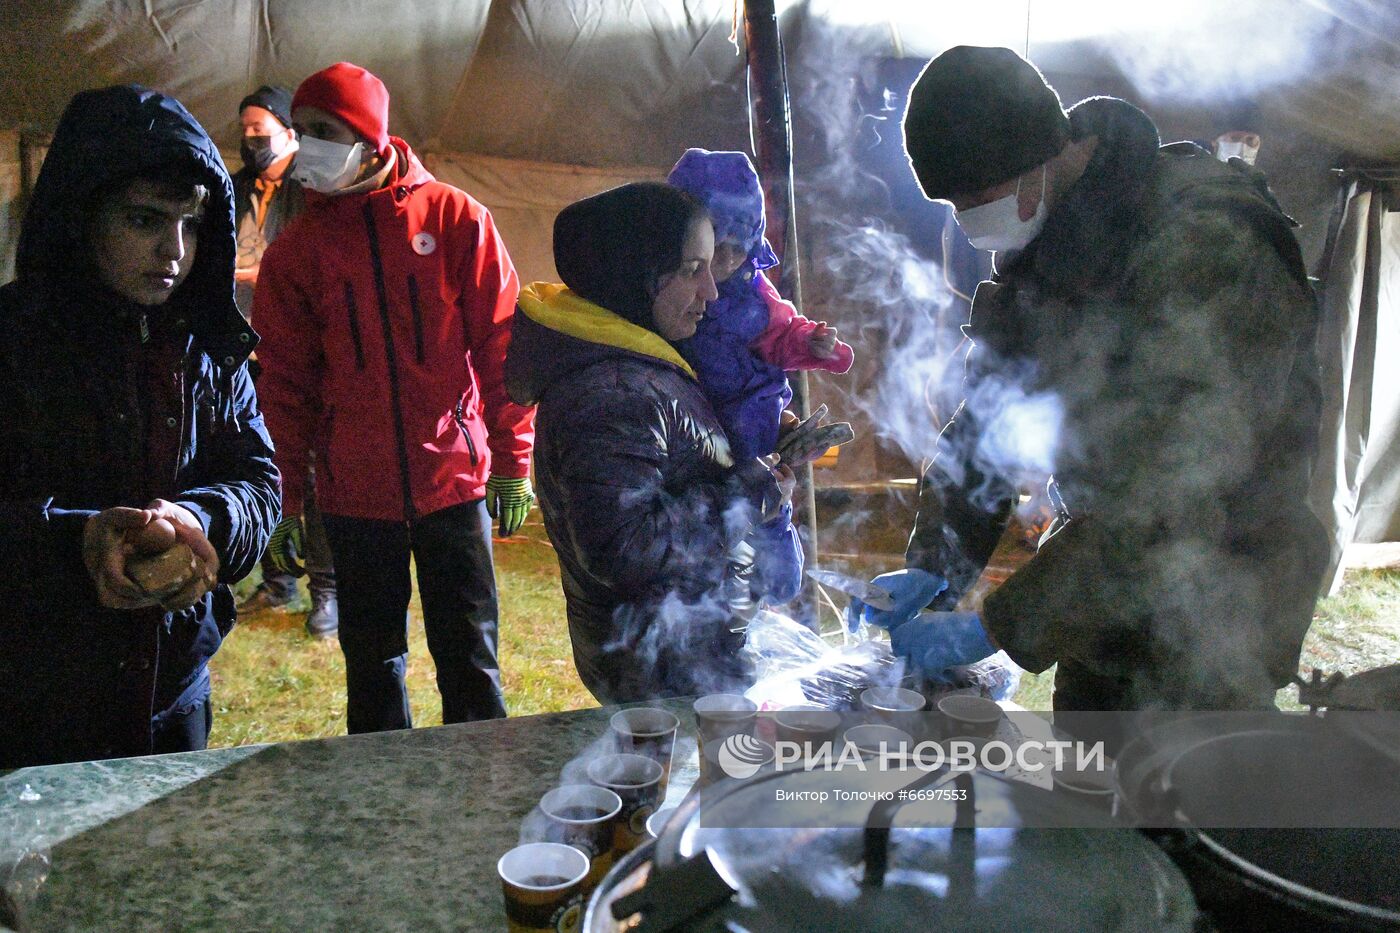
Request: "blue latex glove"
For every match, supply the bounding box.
[889,611,996,682]
[845,568,947,632]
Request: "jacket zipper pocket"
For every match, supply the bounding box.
[454,398,479,467]
[407,274,425,364]
[344,282,366,370]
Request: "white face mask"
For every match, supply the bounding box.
[955,167,1048,253]
[290,136,366,194]
[1215,139,1260,166]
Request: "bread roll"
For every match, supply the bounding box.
[128,543,197,599]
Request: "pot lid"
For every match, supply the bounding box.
[644,767,1196,931]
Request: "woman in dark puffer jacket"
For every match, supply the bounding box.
[506,183,793,703]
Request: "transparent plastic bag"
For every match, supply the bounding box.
[741,609,900,710]
[938,650,1023,702]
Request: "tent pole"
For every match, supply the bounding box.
[743,0,821,615]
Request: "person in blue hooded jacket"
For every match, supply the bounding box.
[666,149,855,607]
[0,85,280,767]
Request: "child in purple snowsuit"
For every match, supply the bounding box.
[668,148,854,605]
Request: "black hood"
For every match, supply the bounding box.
[552,181,703,329]
[15,85,252,361]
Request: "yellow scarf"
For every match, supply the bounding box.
[517,282,696,380]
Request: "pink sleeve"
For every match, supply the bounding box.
[751,272,854,374]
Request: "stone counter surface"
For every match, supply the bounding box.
[2,703,697,932]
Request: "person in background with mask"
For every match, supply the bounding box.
[0,85,278,766]
[230,85,338,639]
[850,46,1327,741]
[254,63,535,733]
[232,85,303,317]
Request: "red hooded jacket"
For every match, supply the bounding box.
[254,138,533,520]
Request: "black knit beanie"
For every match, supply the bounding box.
[238,85,293,128]
[903,46,1070,201]
[552,182,706,330]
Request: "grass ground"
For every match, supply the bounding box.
[210,518,594,747]
[210,515,1400,747]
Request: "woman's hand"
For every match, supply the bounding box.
[775,404,855,467]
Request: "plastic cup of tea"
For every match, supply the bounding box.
[645,806,678,840]
[842,723,915,768]
[1053,758,1117,813]
[860,686,926,716]
[538,784,623,891]
[772,707,843,757]
[610,707,680,795]
[586,753,664,856]
[498,842,589,933]
[693,694,758,759]
[698,733,774,787]
[937,694,1004,739]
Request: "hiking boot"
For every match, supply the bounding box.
[237,578,298,613]
[305,590,339,639]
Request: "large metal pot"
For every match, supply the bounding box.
[1114,709,1400,931]
[586,764,1198,931]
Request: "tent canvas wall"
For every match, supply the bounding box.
[2,0,1397,567]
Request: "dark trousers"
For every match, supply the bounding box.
[322,500,506,733]
[260,460,336,595]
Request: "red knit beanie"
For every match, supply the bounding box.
[292,62,390,156]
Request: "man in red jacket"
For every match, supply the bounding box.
[254,63,534,731]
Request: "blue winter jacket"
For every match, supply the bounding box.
[679,270,792,461]
[0,86,280,767]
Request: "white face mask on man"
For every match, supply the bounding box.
[1214,134,1261,166]
[290,135,366,194]
[954,166,1048,253]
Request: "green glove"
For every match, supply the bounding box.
[266,515,305,577]
[485,475,534,537]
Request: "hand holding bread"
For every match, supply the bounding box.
[83,501,219,612]
[775,404,855,467]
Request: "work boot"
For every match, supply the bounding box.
[305,589,339,639]
[237,577,298,613]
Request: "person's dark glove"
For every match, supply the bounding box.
[845,568,947,632]
[889,611,997,682]
[266,515,306,577]
[485,476,534,537]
